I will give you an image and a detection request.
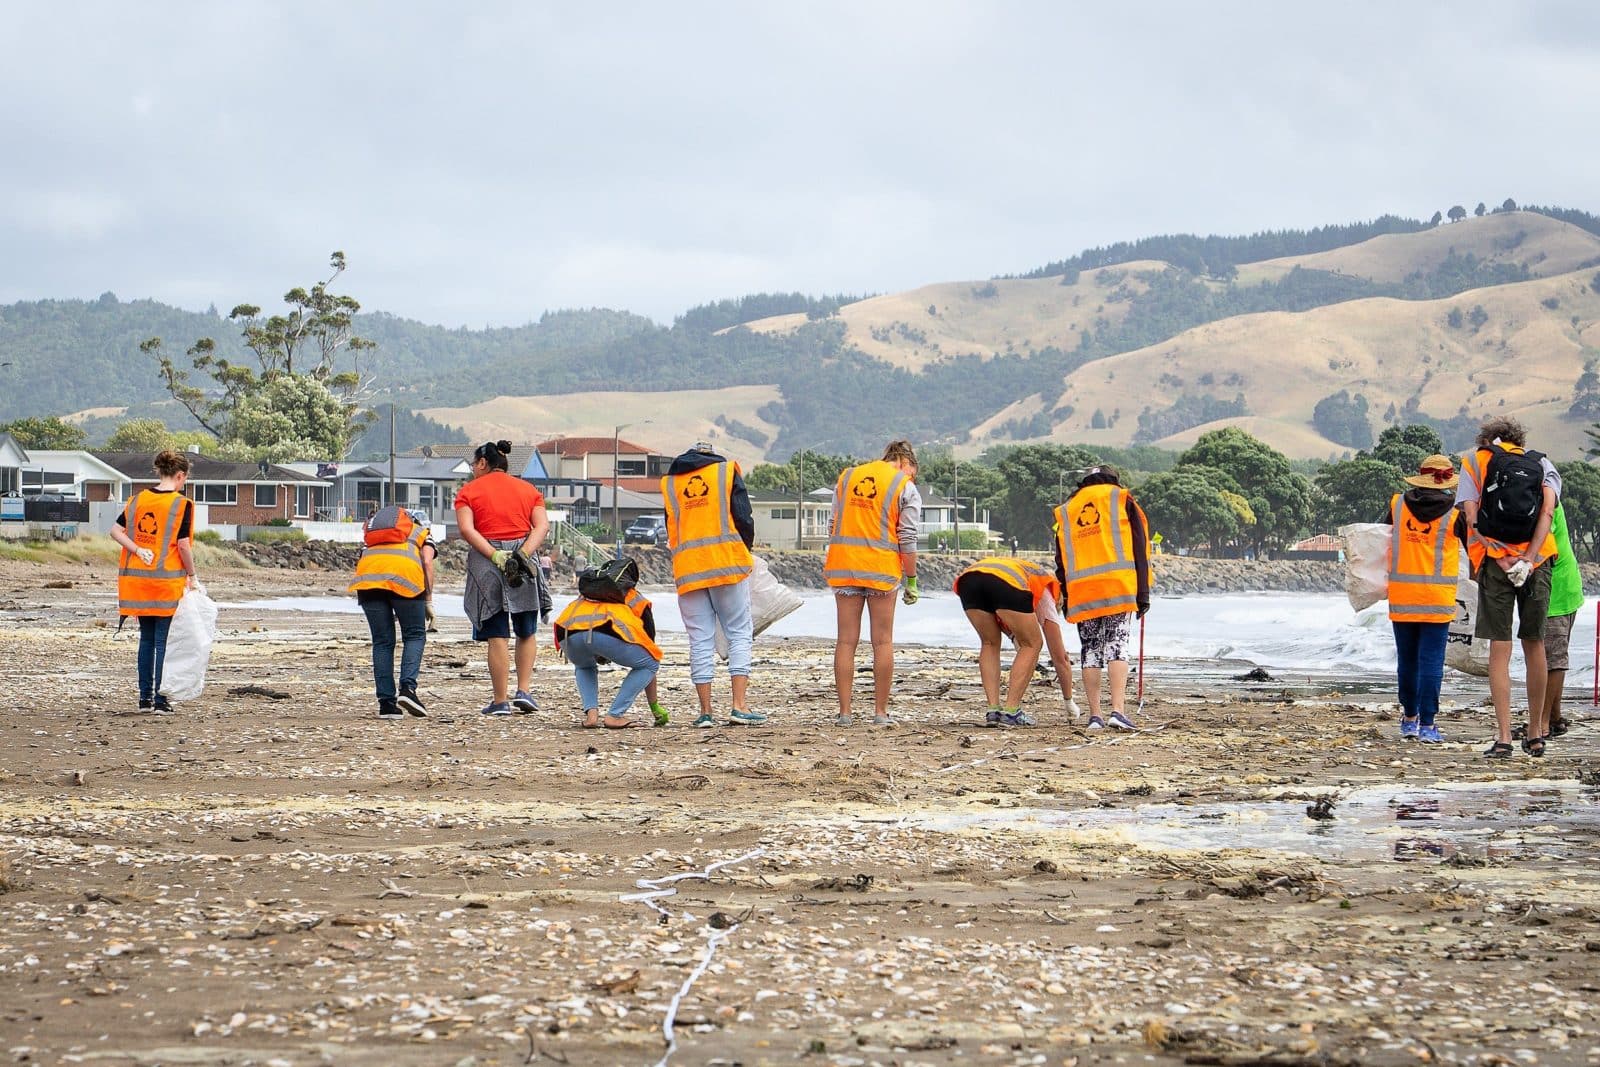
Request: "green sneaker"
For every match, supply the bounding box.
[729,708,767,726]
[650,702,670,727]
[692,713,717,729]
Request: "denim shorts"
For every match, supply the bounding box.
[473,609,539,642]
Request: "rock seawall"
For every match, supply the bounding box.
[227,540,1600,596]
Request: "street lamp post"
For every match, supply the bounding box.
[952,462,960,553]
[612,419,651,558]
[388,402,397,508]
[795,448,806,550]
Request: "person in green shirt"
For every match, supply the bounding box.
[1541,502,1584,741]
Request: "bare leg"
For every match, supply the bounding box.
[514,635,536,694]
[1522,637,1549,739]
[834,594,866,719]
[1488,640,1513,744]
[866,593,898,718]
[731,674,749,712]
[995,608,1043,708]
[1083,667,1103,718]
[487,637,510,703]
[1545,669,1567,728]
[1041,620,1075,707]
[965,609,1004,707]
[694,682,713,717]
[1108,659,1130,714]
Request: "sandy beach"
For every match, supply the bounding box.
[2,552,1598,1067]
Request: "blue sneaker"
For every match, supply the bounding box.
[480,701,512,716]
[1399,716,1420,740]
[692,713,717,729]
[984,708,1003,727]
[1086,716,1105,731]
[511,690,539,713]
[999,710,1036,728]
[1418,724,1444,744]
[729,708,767,726]
[1107,711,1137,731]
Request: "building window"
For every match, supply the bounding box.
[254,484,278,508]
[770,507,796,520]
[194,483,237,505]
[295,484,322,518]
[615,459,647,477]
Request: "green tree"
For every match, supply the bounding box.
[1447,205,1467,223]
[917,447,1007,522]
[1556,461,1600,563]
[995,443,1100,548]
[1311,389,1372,448]
[102,417,213,454]
[0,415,87,449]
[1177,428,1311,555]
[1429,210,1443,226]
[1135,470,1238,554]
[1366,423,1445,474]
[1474,202,1487,218]
[745,449,854,494]
[1500,198,1517,212]
[143,252,377,460]
[1312,457,1403,529]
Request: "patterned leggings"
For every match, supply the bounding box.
[1077,612,1132,669]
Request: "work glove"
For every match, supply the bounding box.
[1137,599,1149,619]
[1506,559,1532,588]
[425,602,437,631]
[136,548,155,566]
[490,548,511,570]
[901,575,920,606]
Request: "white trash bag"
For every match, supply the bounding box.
[714,556,804,659]
[1445,573,1489,676]
[1338,523,1391,612]
[160,583,219,701]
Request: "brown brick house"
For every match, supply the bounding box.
[95,451,327,527]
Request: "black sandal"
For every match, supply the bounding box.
[1521,736,1546,758]
[1483,741,1514,759]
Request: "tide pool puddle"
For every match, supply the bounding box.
[909,780,1600,864]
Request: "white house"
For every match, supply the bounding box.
[18,450,132,502]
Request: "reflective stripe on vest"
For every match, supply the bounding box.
[956,556,1059,608]
[554,598,663,661]
[1387,494,1460,624]
[348,525,428,597]
[823,461,908,590]
[118,491,189,617]
[1055,484,1141,624]
[1459,446,1557,570]
[661,461,754,593]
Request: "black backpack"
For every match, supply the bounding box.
[1476,444,1545,543]
[577,557,639,604]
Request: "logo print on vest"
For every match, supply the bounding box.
[135,510,160,539]
[1075,502,1101,528]
[853,476,879,500]
[1404,516,1433,534]
[682,474,710,500]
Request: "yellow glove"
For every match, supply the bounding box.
[902,575,920,605]
[490,549,511,569]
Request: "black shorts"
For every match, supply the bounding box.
[956,571,1034,615]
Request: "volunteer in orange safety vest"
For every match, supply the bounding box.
[555,589,662,729]
[349,506,437,719]
[954,556,1078,727]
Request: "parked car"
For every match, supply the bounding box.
[623,514,669,546]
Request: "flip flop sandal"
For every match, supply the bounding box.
[603,716,646,729]
[1483,740,1514,759]
[1521,736,1546,757]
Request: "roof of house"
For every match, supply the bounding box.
[748,490,831,505]
[1290,533,1343,552]
[18,450,131,482]
[544,485,663,510]
[94,451,324,484]
[342,457,469,481]
[0,433,28,466]
[405,442,539,478]
[535,436,653,457]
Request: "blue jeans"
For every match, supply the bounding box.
[563,629,659,719]
[137,615,173,702]
[677,581,753,684]
[362,595,429,701]
[1393,621,1448,726]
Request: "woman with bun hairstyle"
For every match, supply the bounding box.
[109,449,198,714]
[454,441,549,716]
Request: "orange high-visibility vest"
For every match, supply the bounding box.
[823,460,909,590]
[554,597,663,661]
[348,523,430,598]
[661,461,753,593]
[1386,494,1461,624]
[624,588,652,618]
[1054,484,1146,623]
[118,490,192,618]
[1459,446,1557,570]
[955,556,1061,609]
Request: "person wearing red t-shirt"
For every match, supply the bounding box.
[454,440,549,716]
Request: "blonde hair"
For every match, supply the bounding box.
[153,449,191,478]
[881,439,918,468]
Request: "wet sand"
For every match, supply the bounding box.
[2,557,1598,1066]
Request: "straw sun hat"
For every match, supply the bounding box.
[1403,454,1459,490]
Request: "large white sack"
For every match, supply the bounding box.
[1339,523,1391,612]
[160,583,218,701]
[714,556,804,659]
[1445,573,1490,676]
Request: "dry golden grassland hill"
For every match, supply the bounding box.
[1235,211,1600,286]
[734,262,1173,371]
[420,385,783,465]
[978,267,1600,460]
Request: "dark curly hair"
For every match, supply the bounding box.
[473,440,513,472]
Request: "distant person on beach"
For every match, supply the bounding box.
[825,438,921,726]
[1540,502,1583,742]
[348,506,436,718]
[1053,466,1150,731]
[1378,456,1468,744]
[109,449,198,715]
[955,556,1078,727]
[455,440,549,717]
[1455,416,1560,758]
[661,440,763,727]
[554,581,662,729]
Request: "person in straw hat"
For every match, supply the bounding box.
[1377,454,1470,744]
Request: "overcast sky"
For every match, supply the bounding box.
[3,1,1596,327]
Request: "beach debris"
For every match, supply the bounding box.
[1233,666,1274,681]
[1305,795,1337,820]
[1033,859,1060,874]
[227,683,293,699]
